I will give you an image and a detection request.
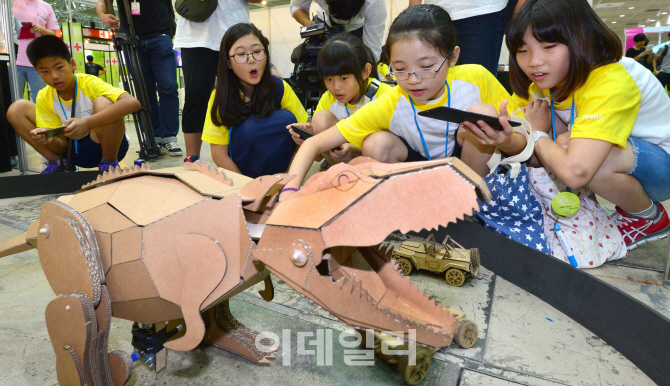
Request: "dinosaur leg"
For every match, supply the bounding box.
[45,292,99,386]
[94,285,133,386]
[204,300,277,364]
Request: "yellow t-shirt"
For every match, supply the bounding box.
[377,63,390,79]
[36,73,126,130]
[512,57,670,153]
[314,78,393,121]
[336,64,522,159]
[202,79,308,145]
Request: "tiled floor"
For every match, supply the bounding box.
[1,123,668,385]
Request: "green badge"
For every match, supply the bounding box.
[552,192,580,216]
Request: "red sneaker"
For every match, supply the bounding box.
[615,204,670,250]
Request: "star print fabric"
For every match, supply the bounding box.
[474,165,550,252]
[528,168,627,268]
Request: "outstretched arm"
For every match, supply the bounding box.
[96,0,119,30]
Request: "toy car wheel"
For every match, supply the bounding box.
[445,268,466,287]
[397,345,432,385]
[394,257,413,276]
[453,319,478,349]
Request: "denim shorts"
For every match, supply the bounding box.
[628,136,670,202]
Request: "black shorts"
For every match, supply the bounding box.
[398,129,462,162]
[71,134,130,168]
[658,72,670,89]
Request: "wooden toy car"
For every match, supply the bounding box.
[392,234,480,287]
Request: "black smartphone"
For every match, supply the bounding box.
[40,126,65,138]
[418,106,521,131]
[291,125,313,140]
[290,125,342,152]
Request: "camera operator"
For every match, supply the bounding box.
[290,0,386,61]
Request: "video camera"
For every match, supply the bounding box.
[290,18,342,93]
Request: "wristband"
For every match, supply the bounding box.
[279,187,299,198]
[532,131,550,142]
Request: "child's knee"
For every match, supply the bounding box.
[7,99,35,126]
[92,96,114,114]
[361,132,395,161]
[467,103,498,117]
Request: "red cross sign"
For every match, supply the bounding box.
[74,43,82,52]
[105,58,110,64]
[112,58,118,65]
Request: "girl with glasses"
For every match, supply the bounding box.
[280,4,525,199]
[201,23,308,178]
[287,34,393,166]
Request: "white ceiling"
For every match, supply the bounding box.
[593,0,670,43]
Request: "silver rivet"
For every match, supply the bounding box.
[291,249,307,267]
[39,224,50,238]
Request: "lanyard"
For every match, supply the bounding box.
[344,101,356,117]
[409,81,450,160]
[56,75,78,153]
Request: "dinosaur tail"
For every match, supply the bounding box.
[0,220,39,258]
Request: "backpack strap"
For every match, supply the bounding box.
[360,79,382,105]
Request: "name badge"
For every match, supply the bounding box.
[131,1,140,15]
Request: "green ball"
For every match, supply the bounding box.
[552,192,580,216]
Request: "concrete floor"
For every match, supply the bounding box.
[1,123,669,385]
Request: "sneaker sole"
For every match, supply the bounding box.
[168,151,183,157]
[625,224,670,250]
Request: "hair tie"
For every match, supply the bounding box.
[279,187,299,199]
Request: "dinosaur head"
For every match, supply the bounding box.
[253,158,489,349]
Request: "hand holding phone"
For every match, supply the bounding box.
[418,106,521,131]
[290,125,342,153]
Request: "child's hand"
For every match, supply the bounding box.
[30,128,53,145]
[63,118,90,139]
[287,123,313,146]
[460,100,515,148]
[523,100,551,134]
[330,143,356,164]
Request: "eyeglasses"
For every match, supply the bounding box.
[230,49,266,64]
[390,54,451,81]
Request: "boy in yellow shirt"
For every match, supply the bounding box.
[7,36,140,173]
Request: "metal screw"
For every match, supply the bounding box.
[291,249,307,267]
[66,306,70,311]
[39,224,50,238]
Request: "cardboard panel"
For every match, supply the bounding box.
[266,165,380,229]
[163,232,227,351]
[57,194,75,205]
[82,204,135,234]
[143,197,246,306]
[67,183,119,213]
[111,227,143,265]
[81,163,152,190]
[95,232,113,274]
[111,298,183,325]
[0,233,32,258]
[239,174,283,212]
[108,176,206,226]
[105,260,159,303]
[322,164,479,248]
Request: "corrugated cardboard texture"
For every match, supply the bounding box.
[111,298,183,325]
[95,232,112,275]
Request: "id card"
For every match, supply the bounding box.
[131,1,140,15]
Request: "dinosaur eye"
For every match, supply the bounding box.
[330,171,360,191]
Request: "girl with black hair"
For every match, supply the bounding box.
[287,34,392,164]
[280,4,524,200]
[505,0,670,249]
[201,23,308,178]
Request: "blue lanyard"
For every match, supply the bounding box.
[344,98,359,117]
[409,81,450,160]
[549,90,575,191]
[57,76,78,153]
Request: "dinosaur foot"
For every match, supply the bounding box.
[204,300,277,365]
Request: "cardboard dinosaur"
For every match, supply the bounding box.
[0,157,489,385]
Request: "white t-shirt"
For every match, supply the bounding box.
[289,0,387,61]
[174,0,250,51]
[423,0,507,21]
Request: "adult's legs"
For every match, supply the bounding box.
[16,65,28,101]
[181,47,219,158]
[6,99,66,161]
[452,10,507,75]
[25,66,46,102]
[137,37,161,141]
[148,35,179,144]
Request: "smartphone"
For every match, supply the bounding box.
[418,106,521,131]
[290,125,341,152]
[39,126,65,138]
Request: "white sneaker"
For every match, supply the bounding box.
[163,141,183,157]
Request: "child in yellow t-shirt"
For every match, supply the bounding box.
[7,35,140,173]
[506,0,670,249]
[287,33,393,166]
